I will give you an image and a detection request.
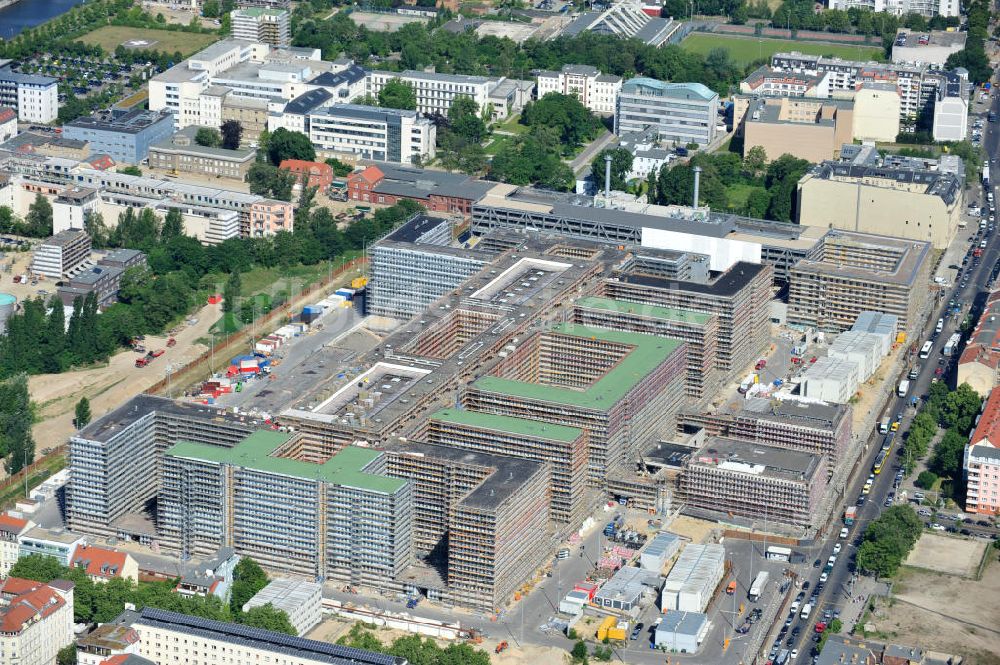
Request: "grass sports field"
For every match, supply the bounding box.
[78,26,219,57]
[681,33,884,66]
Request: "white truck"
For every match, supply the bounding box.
[800,603,812,620]
[897,379,910,397]
[748,571,769,602]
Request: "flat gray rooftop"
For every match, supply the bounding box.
[692,437,823,482]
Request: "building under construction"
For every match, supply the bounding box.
[423,409,589,525]
[384,441,551,612]
[571,295,721,402]
[680,437,828,526]
[462,323,687,483]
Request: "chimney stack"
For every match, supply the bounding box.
[693,166,702,208]
[604,154,613,199]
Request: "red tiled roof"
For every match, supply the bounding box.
[280,159,333,175]
[0,107,16,124]
[0,512,28,535]
[971,387,1000,448]
[0,578,65,634]
[354,165,384,185]
[71,545,129,580]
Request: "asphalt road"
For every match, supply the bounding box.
[777,89,1000,665]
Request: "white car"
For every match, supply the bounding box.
[819,572,829,583]
[791,649,799,660]
[833,543,842,555]
[930,523,945,531]
[840,527,849,539]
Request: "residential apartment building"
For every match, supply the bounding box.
[62,109,175,165]
[617,129,673,181]
[307,104,435,165]
[535,65,622,115]
[57,264,125,308]
[739,66,833,100]
[230,7,290,47]
[159,432,413,586]
[366,70,495,116]
[242,579,322,636]
[0,65,59,123]
[245,199,292,238]
[69,545,139,584]
[933,73,969,142]
[958,288,1000,396]
[462,323,687,482]
[31,229,91,279]
[797,144,963,250]
[826,0,958,18]
[680,438,828,526]
[0,577,74,665]
[788,229,931,333]
[615,78,719,147]
[423,408,589,525]
[368,213,496,319]
[0,107,17,142]
[384,441,551,611]
[105,608,406,665]
[964,387,1000,515]
[571,295,721,401]
[0,512,33,577]
[148,126,257,179]
[76,623,142,665]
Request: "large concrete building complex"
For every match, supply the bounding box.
[680,437,828,526]
[306,104,435,165]
[788,229,931,333]
[615,78,719,147]
[535,64,622,115]
[797,144,963,250]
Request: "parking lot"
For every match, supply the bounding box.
[12,53,157,105]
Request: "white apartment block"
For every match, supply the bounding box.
[231,7,290,47]
[536,64,622,115]
[366,69,495,116]
[0,66,59,123]
[307,104,435,165]
[827,0,958,17]
[933,74,969,142]
[0,577,74,665]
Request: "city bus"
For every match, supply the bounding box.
[919,341,933,359]
[765,546,792,561]
[873,450,887,475]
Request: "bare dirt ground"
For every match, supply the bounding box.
[29,301,221,450]
[870,556,1000,665]
[904,532,987,578]
[666,514,718,544]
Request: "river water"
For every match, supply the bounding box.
[0,0,86,40]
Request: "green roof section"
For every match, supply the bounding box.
[235,7,288,16]
[165,431,406,494]
[575,296,711,325]
[472,323,683,410]
[429,408,584,443]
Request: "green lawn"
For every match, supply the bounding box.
[724,183,758,211]
[79,26,220,57]
[485,134,513,156]
[681,33,884,67]
[494,114,530,135]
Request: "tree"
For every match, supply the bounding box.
[229,557,268,614]
[161,208,184,241]
[378,78,417,110]
[570,640,589,663]
[336,624,384,652]
[222,271,241,314]
[195,127,222,148]
[246,163,296,201]
[0,374,34,475]
[266,128,315,166]
[57,644,77,665]
[84,211,110,248]
[24,194,53,238]
[915,470,938,489]
[521,93,602,154]
[325,157,353,177]
[220,119,243,150]
[743,145,768,177]
[75,397,92,429]
[239,603,297,635]
[9,554,65,583]
[117,165,142,177]
[590,148,633,192]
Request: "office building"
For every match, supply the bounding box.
[107,608,407,665]
[66,395,261,541]
[0,577,74,665]
[660,543,725,613]
[366,70,495,117]
[368,213,496,320]
[160,432,413,586]
[680,437,828,526]
[148,126,257,179]
[385,441,550,611]
[828,330,887,383]
[615,78,719,147]
[640,532,681,572]
[18,527,86,567]
[231,7,290,47]
[740,97,854,163]
[797,144,963,250]
[0,512,32,576]
[462,323,686,482]
[559,1,680,46]
[485,77,534,121]
[242,579,322,636]
[892,29,966,65]
[933,72,969,142]
[958,288,1000,396]
[31,229,91,279]
[535,65,622,115]
[62,109,175,165]
[788,229,931,333]
[826,0,958,18]
[964,387,1000,515]
[306,104,435,165]
[0,64,59,123]
[69,545,139,584]
[571,296,721,401]
[424,408,589,525]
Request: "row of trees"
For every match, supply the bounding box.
[337,623,491,665]
[945,0,993,84]
[855,505,923,577]
[0,375,33,475]
[10,555,294,634]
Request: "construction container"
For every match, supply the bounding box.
[596,616,616,641]
[351,277,368,289]
[608,620,628,641]
[335,288,355,300]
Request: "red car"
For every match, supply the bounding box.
[935,367,944,376]
[815,622,827,633]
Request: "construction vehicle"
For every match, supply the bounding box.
[135,357,150,368]
[166,337,177,347]
[151,349,165,358]
[495,641,509,654]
